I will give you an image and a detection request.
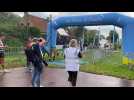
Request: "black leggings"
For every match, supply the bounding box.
[68,71,78,86]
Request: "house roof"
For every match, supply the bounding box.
[21,14,49,33]
[28,15,48,33]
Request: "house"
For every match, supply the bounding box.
[19,12,49,34]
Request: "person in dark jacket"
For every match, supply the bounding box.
[24,37,34,72]
[31,37,48,87]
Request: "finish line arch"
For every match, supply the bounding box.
[46,13,134,60]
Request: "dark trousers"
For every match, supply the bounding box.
[68,71,78,86]
[25,49,33,69]
[26,59,33,69]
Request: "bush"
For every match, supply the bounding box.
[5,38,23,47]
[29,27,41,37]
[114,43,121,50]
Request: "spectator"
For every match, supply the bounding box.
[24,37,33,72]
[0,33,9,73]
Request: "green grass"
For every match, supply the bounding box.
[48,50,134,80]
[80,52,134,80]
[3,54,26,69]
[5,38,23,47]
[3,50,134,80]
[48,64,64,69]
[55,55,64,61]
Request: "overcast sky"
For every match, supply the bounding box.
[13,12,134,18]
[12,12,134,39]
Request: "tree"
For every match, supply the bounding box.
[29,27,41,37]
[106,30,119,43]
[0,12,24,46]
[64,26,87,40]
[64,27,105,47]
[106,30,119,50]
[100,35,105,40]
[0,12,21,35]
[74,27,84,40]
[84,30,98,45]
[15,26,41,44]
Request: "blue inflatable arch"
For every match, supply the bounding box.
[46,13,134,58]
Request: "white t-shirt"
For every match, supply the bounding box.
[64,47,80,71]
[0,40,4,52]
[0,40,3,46]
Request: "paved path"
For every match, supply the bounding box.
[0,67,134,87]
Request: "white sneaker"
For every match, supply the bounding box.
[32,84,37,87]
[40,85,44,87]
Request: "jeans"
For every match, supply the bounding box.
[32,67,42,87]
[32,62,43,87]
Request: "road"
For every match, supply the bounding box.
[0,67,134,87]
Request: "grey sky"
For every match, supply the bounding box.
[13,12,134,18]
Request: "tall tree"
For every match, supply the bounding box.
[64,26,87,40]
[106,30,119,43]
[84,30,98,45]
[0,12,21,35]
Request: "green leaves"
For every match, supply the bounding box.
[106,30,119,43]
[29,27,41,37]
[0,12,21,35]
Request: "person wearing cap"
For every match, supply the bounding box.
[32,37,38,45]
[31,37,48,87]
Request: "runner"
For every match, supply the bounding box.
[64,39,82,87]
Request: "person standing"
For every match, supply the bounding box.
[24,37,33,72]
[64,39,82,87]
[0,33,9,73]
[31,38,48,87]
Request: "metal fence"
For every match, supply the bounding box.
[55,48,114,64]
[83,48,113,64]
[5,47,24,56]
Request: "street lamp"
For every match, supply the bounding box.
[24,12,30,39]
[113,26,115,50]
[27,22,30,38]
[98,26,101,48]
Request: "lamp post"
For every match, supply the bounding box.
[24,12,31,39]
[98,26,101,48]
[113,26,115,50]
[27,23,30,38]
